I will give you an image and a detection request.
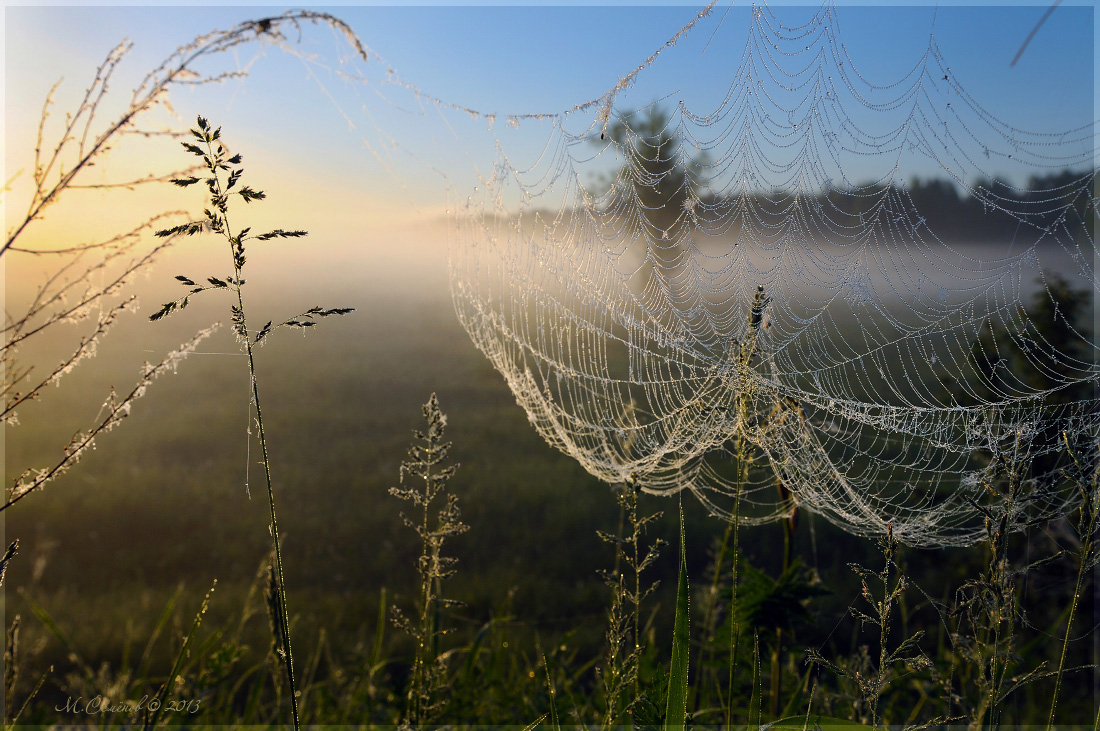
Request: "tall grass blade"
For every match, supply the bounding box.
[136,584,184,684]
[142,581,216,730]
[0,541,16,718]
[4,615,18,721]
[749,631,761,728]
[664,501,690,731]
[7,665,49,731]
[462,620,492,686]
[1047,439,1097,731]
[370,587,387,676]
[20,591,78,661]
[299,627,326,716]
[522,712,550,731]
[1046,557,1088,730]
[0,542,17,590]
[544,652,562,731]
[239,659,269,723]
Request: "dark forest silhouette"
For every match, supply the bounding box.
[592,107,1094,245]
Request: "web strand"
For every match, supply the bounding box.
[443,2,1098,547]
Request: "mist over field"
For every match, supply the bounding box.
[4,3,1098,725]
[6,217,1090,619]
[4,217,606,650]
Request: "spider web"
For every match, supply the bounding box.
[350,3,1098,547]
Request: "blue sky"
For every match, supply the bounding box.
[3,3,1096,225]
[6,4,1092,114]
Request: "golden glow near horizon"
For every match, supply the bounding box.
[4,5,454,283]
[5,96,440,254]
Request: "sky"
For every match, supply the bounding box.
[2,2,1096,256]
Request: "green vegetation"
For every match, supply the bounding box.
[4,107,1097,728]
[147,117,353,729]
[389,393,468,726]
[5,321,1097,726]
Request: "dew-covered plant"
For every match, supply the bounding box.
[389,393,468,727]
[694,284,769,722]
[943,431,1050,730]
[1045,435,1099,730]
[149,116,353,729]
[806,525,936,727]
[2,10,368,516]
[596,479,665,727]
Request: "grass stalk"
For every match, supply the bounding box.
[1045,560,1086,729]
[388,393,467,725]
[142,581,216,730]
[248,345,300,728]
[544,653,562,731]
[150,116,351,729]
[210,134,301,730]
[702,288,765,725]
[598,477,663,726]
[749,630,762,728]
[5,665,49,731]
[1046,436,1099,730]
[725,438,747,728]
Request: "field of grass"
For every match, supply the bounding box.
[3,6,1096,724]
[4,225,1098,727]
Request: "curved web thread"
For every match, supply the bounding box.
[447,2,1098,547]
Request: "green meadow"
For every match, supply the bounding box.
[4,240,1097,725]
